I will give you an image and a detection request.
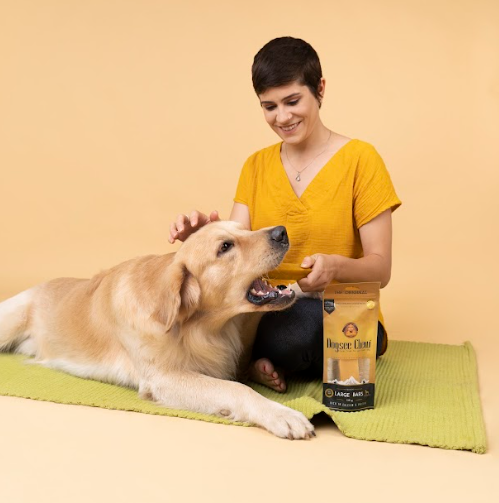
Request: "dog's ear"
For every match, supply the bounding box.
[178,268,201,322]
[155,262,201,331]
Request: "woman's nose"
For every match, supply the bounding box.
[275,107,292,124]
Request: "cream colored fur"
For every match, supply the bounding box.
[0,222,315,439]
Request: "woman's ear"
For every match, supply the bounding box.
[318,77,326,106]
[155,262,201,331]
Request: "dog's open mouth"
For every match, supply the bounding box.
[246,278,295,305]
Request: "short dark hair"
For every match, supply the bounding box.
[252,37,323,102]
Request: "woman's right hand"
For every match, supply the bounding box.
[168,210,220,243]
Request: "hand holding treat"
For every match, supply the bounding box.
[298,253,339,292]
[169,210,220,243]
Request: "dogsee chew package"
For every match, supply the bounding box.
[323,282,380,411]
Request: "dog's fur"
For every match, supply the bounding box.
[0,222,314,439]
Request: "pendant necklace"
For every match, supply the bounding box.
[285,130,332,182]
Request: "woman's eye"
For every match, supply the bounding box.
[218,242,234,255]
[264,100,298,111]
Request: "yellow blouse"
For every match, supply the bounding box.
[234,139,402,332]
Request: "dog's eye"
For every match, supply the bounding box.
[218,241,234,256]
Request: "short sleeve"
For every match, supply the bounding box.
[233,155,254,205]
[353,145,402,229]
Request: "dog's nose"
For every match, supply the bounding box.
[269,226,289,246]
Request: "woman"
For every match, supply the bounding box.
[169,37,401,393]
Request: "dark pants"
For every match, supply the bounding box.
[252,298,386,377]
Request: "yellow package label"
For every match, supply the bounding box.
[323,282,380,411]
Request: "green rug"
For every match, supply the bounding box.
[0,340,487,453]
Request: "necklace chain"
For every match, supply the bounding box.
[285,130,332,182]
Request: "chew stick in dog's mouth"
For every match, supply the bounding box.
[246,278,295,305]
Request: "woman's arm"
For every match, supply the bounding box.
[298,209,393,291]
[229,202,251,230]
[335,208,392,287]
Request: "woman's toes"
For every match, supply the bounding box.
[250,358,287,393]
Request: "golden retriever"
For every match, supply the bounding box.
[0,221,315,439]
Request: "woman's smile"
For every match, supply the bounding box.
[279,121,301,134]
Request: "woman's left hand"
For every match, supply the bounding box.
[297,254,338,292]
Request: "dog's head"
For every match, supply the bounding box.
[157,221,296,330]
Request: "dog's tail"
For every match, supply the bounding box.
[0,289,34,352]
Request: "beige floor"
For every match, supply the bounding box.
[1,334,496,503]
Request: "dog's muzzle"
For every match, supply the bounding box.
[246,279,295,306]
[269,226,289,249]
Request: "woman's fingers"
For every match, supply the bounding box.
[170,210,218,243]
[169,221,179,244]
[176,213,190,233]
[188,210,219,228]
[190,210,201,227]
[190,210,211,228]
[298,255,324,291]
[170,214,191,242]
[209,210,220,222]
[300,255,318,268]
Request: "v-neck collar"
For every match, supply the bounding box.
[277,139,355,204]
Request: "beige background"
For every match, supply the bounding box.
[0,1,497,501]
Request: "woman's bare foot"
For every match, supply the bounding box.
[248,358,287,393]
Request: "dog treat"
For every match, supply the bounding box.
[323,282,380,411]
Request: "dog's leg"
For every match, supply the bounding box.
[146,372,315,439]
[233,312,264,381]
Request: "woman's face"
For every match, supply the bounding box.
[258,81,323,145]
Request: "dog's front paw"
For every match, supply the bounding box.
[254,401,316,439]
